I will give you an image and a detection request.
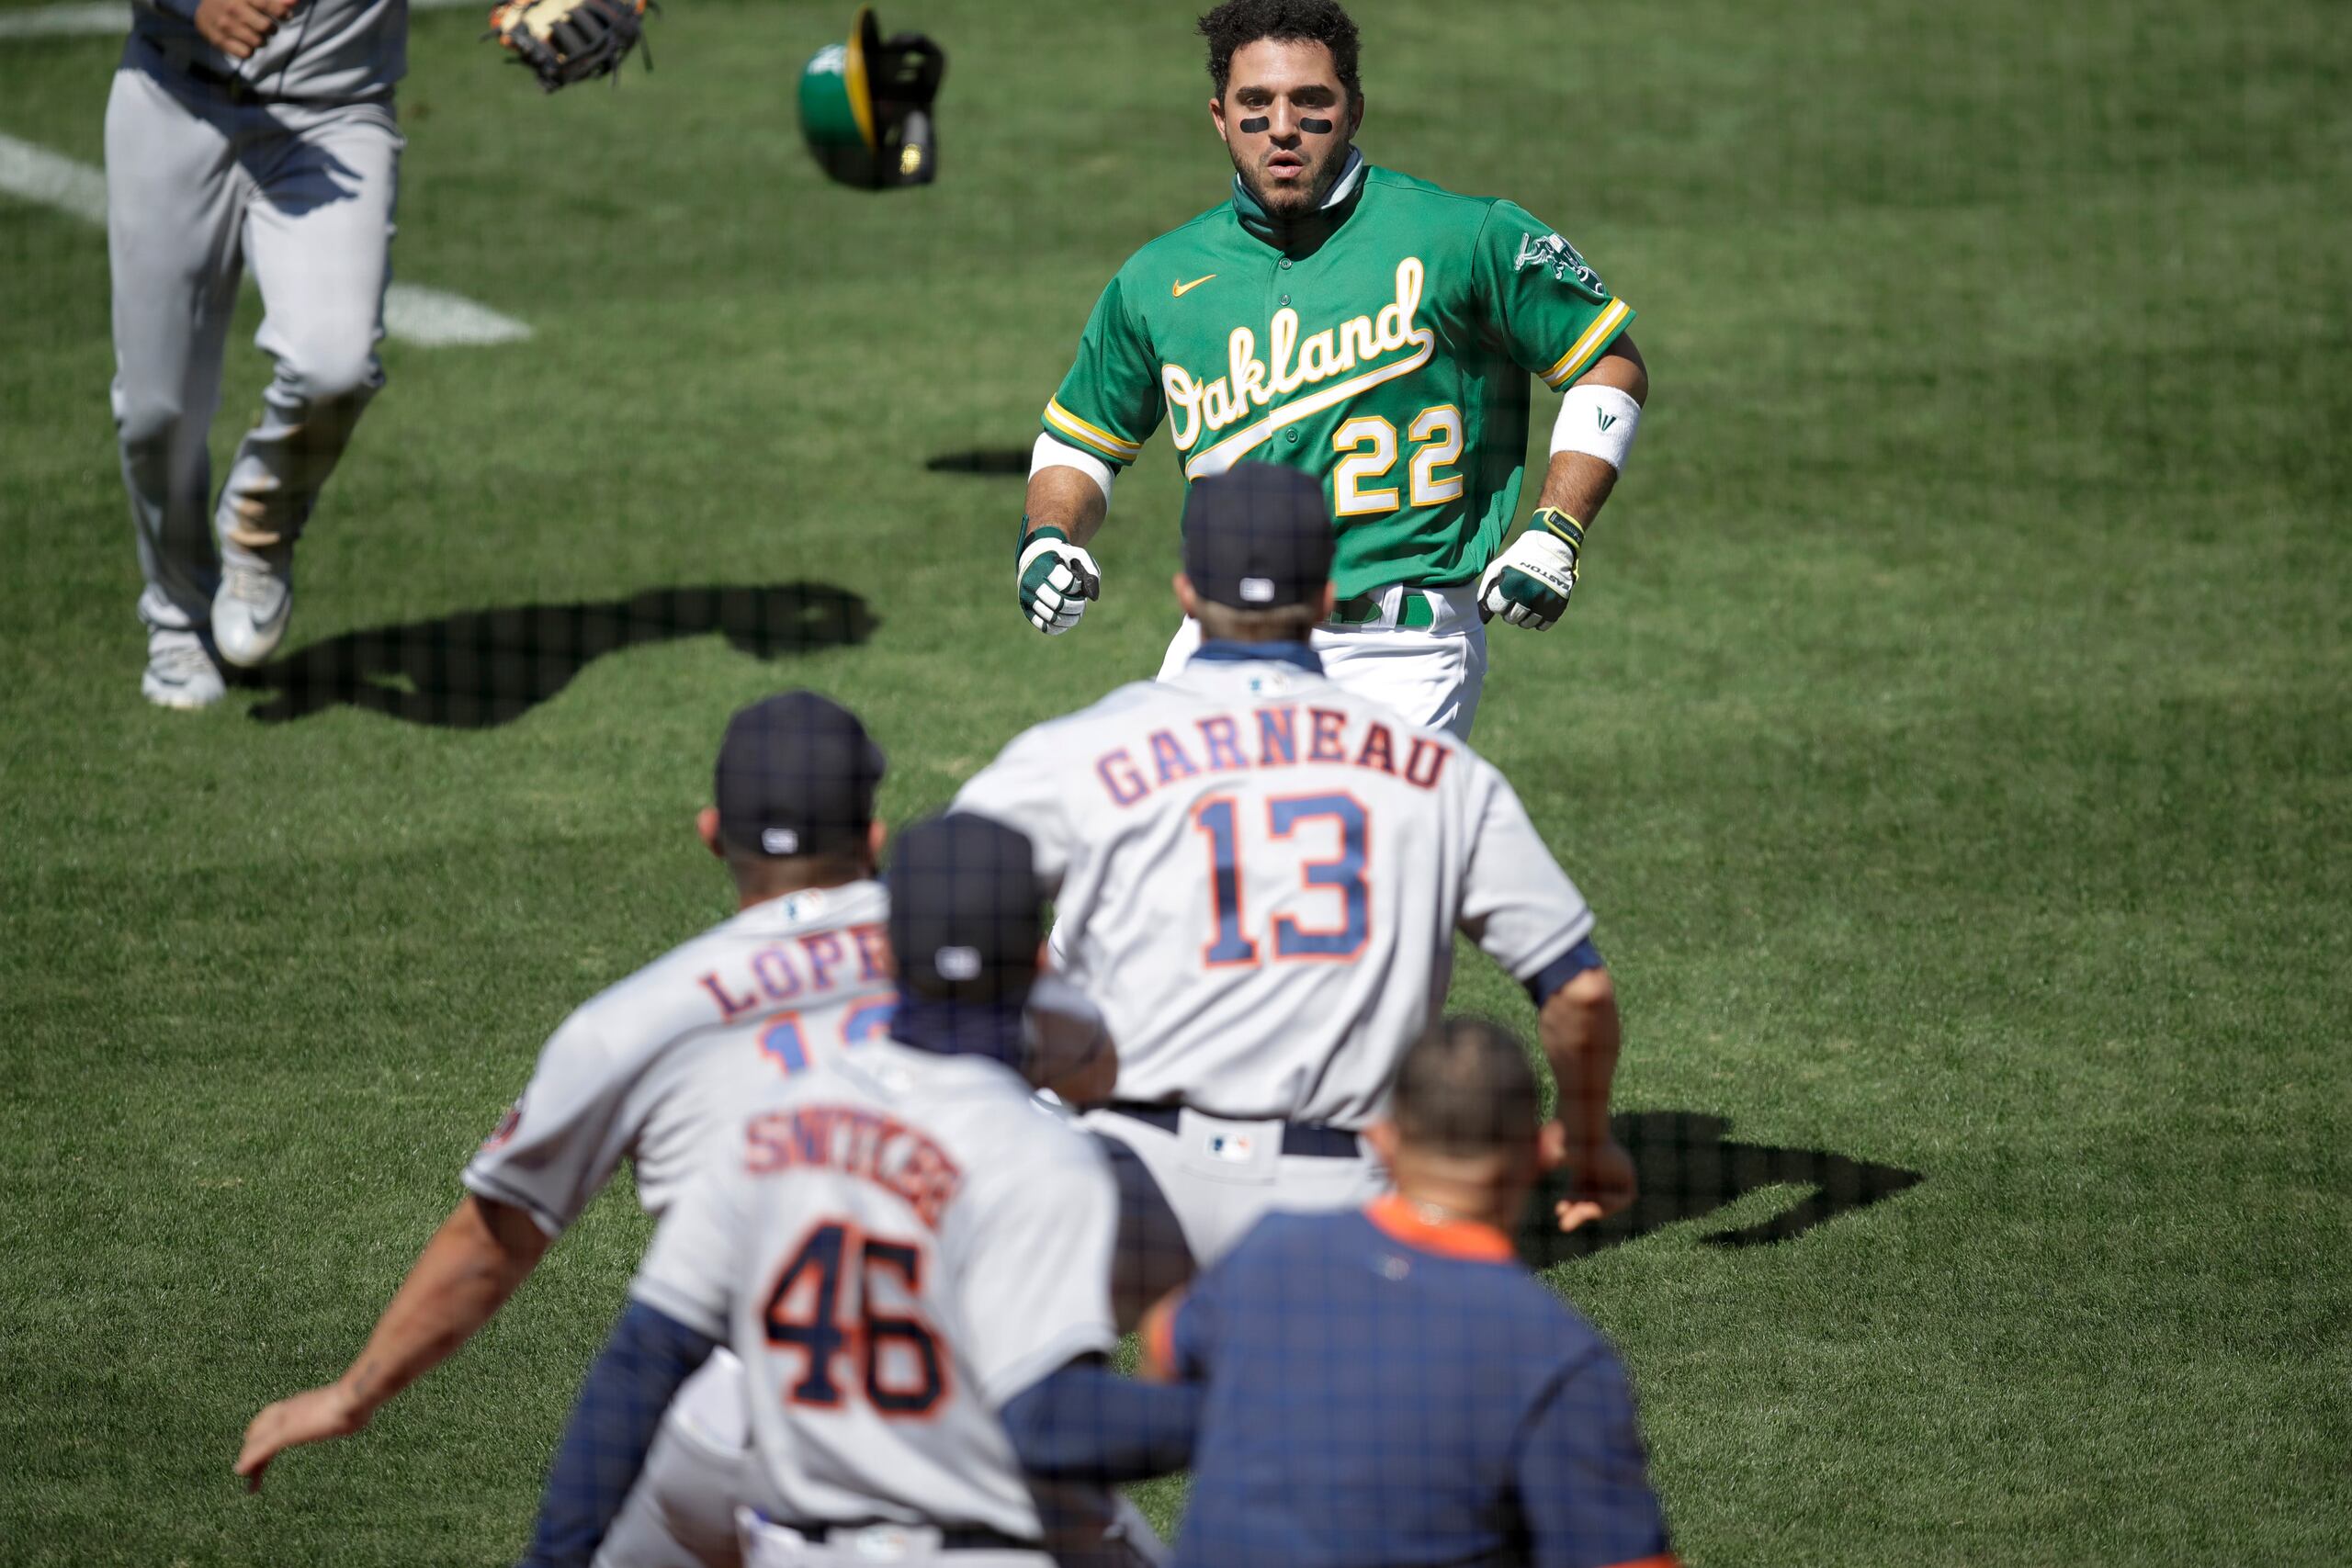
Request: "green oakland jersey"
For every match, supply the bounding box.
[1042,162,1634,598]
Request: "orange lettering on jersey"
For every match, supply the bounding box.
[853,923,890,983]
[1404,737,1450,790]
[800,932,846,990]
[1355,721,1398,776]
[698,969,760,1021]
[1196,715,1250,772]
[1098,747,1148,807]
[742,1107,965,1232]
[1307,707,1349,762]
[752,947,804,1001]
[1256,706,1298,766]
[1149,728,1202,784]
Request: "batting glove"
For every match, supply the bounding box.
[1018,528,1102,636]
[1477,509,1584,630]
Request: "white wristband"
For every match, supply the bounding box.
[1032,433,1115,507]
[1551,384,1642,472]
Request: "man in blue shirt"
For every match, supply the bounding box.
[1143,1017,1677,1568]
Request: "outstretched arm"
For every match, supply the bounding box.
[998,1354,1201,1484]
[234,1194,549,1490]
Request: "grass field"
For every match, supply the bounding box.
[3,0,2348,1562]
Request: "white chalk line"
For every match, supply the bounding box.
[0,130,529,347]
[0,0,482,42]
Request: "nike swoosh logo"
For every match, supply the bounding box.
[1171,274,1216,298]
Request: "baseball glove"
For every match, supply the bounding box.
[486,0,653,92]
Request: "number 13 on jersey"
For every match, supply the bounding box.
[1193,791,1371,967]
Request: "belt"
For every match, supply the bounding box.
[184,59,266,102]
[139,34,269,103]
[1107,1100,1364,1158]
[793,1520,1040,1553]
[1327,587,1438,629]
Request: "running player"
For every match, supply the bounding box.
[959,464,1635,1322]
[517,814,1196,1568]
[1016,0,1649,738]
[236,694,902,1563]
[110,0,410,704]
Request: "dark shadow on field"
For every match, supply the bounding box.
[240,582,876,728]
[925,447,1032,476]
[1520,1111,1921,1266]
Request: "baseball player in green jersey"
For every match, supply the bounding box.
[1017,0,1649,738]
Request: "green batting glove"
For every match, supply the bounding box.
[1476,509,1584,630]
[1017,525,1102,636]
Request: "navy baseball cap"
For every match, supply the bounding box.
[1182,462,1335,610]
[886,813,1041,1009]
[713,691,886,859]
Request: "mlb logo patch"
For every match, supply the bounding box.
[1206,1132,1254,1163]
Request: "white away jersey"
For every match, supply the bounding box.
[632,1038,1119,1541]
[954,651,1591,1127]
[462,882,895,1234]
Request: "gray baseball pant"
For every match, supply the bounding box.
[105,39,398,632]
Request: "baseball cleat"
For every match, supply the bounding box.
[141,627,226,710]
[212,541,295,668]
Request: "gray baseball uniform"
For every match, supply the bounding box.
[107,0,408,637]
[953,646,1594,1307]
[465,880,897,1568]
[633,1037,1123,1567]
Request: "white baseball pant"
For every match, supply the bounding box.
[1154,583,1488,739]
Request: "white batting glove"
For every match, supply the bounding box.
[1477,509,1584,630]
[1017,530,1102,636]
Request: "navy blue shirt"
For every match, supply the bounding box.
[1150,1200,1673,1568]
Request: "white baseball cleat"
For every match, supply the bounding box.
[212,541,295,669]
[141,627,226,710]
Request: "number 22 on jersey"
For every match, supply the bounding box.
[1332,404,1464,516]
[1193,791,1371,967]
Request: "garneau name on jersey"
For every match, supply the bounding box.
[1095,697,1451,808]
[956,656,1593,1126]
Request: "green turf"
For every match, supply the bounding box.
[3,0,2348,1562]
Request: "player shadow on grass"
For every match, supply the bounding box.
[239,582,877,728]
[1519,1111,1922,1267]
[924,448,1033,476]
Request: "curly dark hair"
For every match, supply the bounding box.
[1198,0,1363,105]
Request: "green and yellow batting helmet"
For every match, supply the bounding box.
[797,8,946,190]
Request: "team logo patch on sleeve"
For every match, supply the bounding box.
[481,1100,525,1151]
[1514,231,1606,298]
